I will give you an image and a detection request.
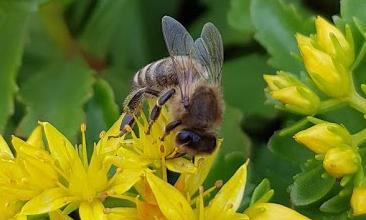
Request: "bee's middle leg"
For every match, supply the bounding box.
[111,88,159,138]
[146,88,175,134]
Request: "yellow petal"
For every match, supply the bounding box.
[146,172,195,220]
[0,135,13,158]
[79,200,107,220]
[245,203,310,220]
[20,187,76,215]
[166,157,197,174]
[107,207,140,220]
[41,122,78,176]
[27,125,45,148]
[136,200,165,220]
[96,115,123,155]
[351,186,366,216]
[107,168,143,195]
[175,142,220,195]
[205,161,248,220]
[49,210,73,220]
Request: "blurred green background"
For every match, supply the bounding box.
[0,0,344,217]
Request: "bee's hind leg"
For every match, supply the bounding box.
[146,88,176,134]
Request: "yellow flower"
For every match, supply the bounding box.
[0,198,25,220]
[17,120,144,219]
[110,161,309,220]
[294,122,352,154]
[323,147,360,177]
[296,34,351,98]
[351,185,366,216]
[244,203,310,220]
[315,16,354,67]
[264,71,320,115]
[110,105,198,181]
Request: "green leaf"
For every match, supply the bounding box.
[290,165,335,206]
[250,178,273,205]
[223,54,275,116]
[204,105,251,188]
[85,79,119,145]
[190,0,251,45]
[227,0,253,36]
[269,131,313,165]
[0,2,34,133]
[250,0,314,73]
[17,57,94,139]
[251,144,300,206]
[320,193,351,214]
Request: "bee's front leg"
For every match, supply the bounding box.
[160,120,182,141]
[146,88,176,134]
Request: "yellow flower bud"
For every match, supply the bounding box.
[315,16,354,67]
[323,147,360,177]
[294,123,352,154]
[296,34,351,98]
[263,71,298,91]
[245,203,310,220]
[264,71,320,115]
[351,186,366,216]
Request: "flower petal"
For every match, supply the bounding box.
[49,210,73,220]
[27,125,45,149]
[136,200,165,220]
[107,168,143,195]
[41,122,78,176]
[166,157,197,174]
[79,200,107,220]
[20,187,75,215]
[96,115,123,154]
[205,161,248,219]
[107,207,140,220]
[245,203,310,220]
[146,172,195,220]
[0,135,13,158]
[175,141,221,195]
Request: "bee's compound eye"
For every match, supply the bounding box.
[176,129,201,145]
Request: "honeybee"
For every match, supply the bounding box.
[117,16,224,156]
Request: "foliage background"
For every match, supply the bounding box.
[2,0,363,219]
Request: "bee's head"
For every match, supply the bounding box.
[175,128,216,155]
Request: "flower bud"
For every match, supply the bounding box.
[264,72,320,115]
[351,186,366,216]
[294,123,352,154]
[296,34,351,98]
[323,147,360,177]
[315,16,354,67]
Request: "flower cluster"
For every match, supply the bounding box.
[264,16,366,216]
[0,105,308,219]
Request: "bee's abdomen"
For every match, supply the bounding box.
[133,58,178,90]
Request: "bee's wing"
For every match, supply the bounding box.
[162,16,198,103]
[195,23,224,85]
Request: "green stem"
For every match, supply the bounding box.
[318,99,345,113]
[351,42,366,72]
[278,118,308,136]
[348,93,366,114]
[352,127,366,146]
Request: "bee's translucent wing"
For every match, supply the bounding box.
[195,23,224,84]
[162,16,198,105]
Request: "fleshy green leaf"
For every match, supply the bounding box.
[86,78,119,145]
[17,57,94,139]
[227,0,253,36]
[190,0,251,45]
[250,178,274,205]
[251,0,314,73]
[319,193,351,214]
[223,54,275,116]
[0,2,34,133]
[290,165,335,206]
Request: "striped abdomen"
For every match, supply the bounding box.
[132,57,178,91]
